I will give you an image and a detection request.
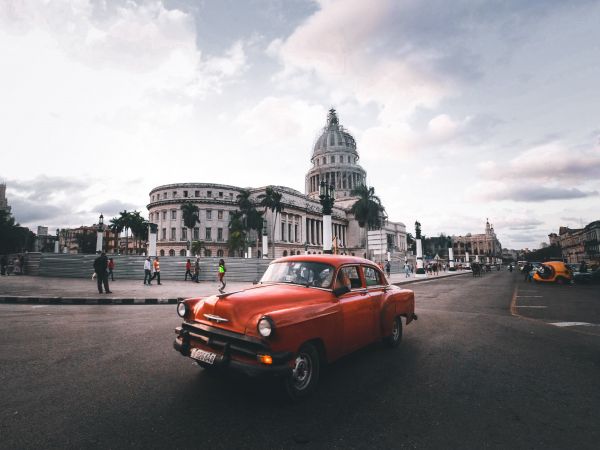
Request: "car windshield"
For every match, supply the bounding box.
[260,261,335,288]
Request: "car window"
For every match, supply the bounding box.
[336,266,362,290]
[363,266,384,287]
[260,261,335,288]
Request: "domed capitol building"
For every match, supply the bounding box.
[147,109,408,260]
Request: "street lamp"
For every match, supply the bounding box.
[54,228,60,253]
[96,213,105,253]
[319,180,335,254]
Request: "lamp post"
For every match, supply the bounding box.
[319,180,335,254]
[54,228,60,253]
[96,213,104,253]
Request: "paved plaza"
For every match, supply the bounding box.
[0,270,471,303]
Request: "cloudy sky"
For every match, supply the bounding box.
[1,0,599,249]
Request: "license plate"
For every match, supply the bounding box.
[190,348,217,365]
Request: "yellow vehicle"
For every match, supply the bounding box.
[532,261,573,284]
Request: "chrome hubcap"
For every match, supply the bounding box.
[292,353,312,390]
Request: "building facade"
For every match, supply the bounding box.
[452,220,503,264]
[558,226,585,264]
[147,109,407,260]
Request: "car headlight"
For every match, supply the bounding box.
[257,316,274,337]
[177,302,188,318]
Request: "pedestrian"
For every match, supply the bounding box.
[522,262,531,282]
[385,261,391,278]
[404,263,411,278]
[151,256,162,285]
[579,260,587,273]
[93,252,111,294]
[19,255,25,275]
[143,256,152,285]
[217,258,226,293]
[0,254,7,275]
[108,258,115,281]
[184,258,192,281]
[194,258,200,283]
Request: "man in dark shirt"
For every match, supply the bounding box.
[93,252,112,294]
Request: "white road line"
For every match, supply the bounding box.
[549,322,600,327]
[515,306,547,308]
[516,295,543,298]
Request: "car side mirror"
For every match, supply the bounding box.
[333,285,350,297]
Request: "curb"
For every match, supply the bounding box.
[0,296,181,305]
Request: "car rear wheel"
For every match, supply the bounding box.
[284,343,320,400]
[384,316,403,348]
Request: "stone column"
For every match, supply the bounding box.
[148,224,158,257]
[415,239,425,277]
[465,251,470,266]
[96,230,103,253]
[323,215,332,253]
[448,247,455,269]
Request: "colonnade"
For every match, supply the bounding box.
[304,217,347,247]
[308,171,365,193]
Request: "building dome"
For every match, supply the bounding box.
[306,108,366,200]
[312,109,358,159]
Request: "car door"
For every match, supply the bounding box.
[363,265,387,336]
[336,265,377,354]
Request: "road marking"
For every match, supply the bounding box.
[510,285,518,315]
[549,322,600,327]
[31,305,47,309]
[516,295,543,298]
[514,306,547,308]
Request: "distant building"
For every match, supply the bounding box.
[548,232,559,247]
[0,183,11,214]
[583,220,600,265]
[147,109,408,260]
[559,226,585,263]
[452,219,503,263]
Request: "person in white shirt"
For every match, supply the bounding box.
[143,257,153,285]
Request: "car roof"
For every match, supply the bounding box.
[272,254,380,270]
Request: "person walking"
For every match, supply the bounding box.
[143,256,152,285]
[151,256,162,285]
[184,258,192,281]
[217,259,226,293]
[522,262,531,282]
[0,254,7,275]
[194,258,200,283]
[404,263,411,278]
[108,258,115,281]
[93,252,111,294]
[385,261,391,278]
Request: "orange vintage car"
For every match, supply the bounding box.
[532,261,573,284]
[173,255,417,399]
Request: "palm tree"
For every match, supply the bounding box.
[191,240,206,257]
[350,184,386,259]
[258,186,284,258]
[129,211,148,254]
[227,210,246,256]
[181,202,200,257]
[235,190,263,257]
[108,217,123,254]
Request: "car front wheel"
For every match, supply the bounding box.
[384,316,403,348]
[284,343,320,400]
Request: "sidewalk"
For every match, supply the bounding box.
[0,270,471,305]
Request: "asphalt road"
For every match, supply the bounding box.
[1,271,598,449]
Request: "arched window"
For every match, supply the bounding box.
[169,249,175,256]
[283,250,288,257]
[217,249,224,257]
[205,249,212,257]
[160,250,165,256]
[290,250,295,256]
[179,249,186,256]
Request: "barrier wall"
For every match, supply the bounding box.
[24,253,271,282]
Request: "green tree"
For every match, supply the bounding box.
[108,217,123,254]
[191,240,207,257]
[181,201,200,257]
[234,190,263,256]
[0,210,35,253]
[227,210,246,256]
[129,211,148,254]
[258,186,284,258]
[350,184,386,259]
[76,230,97,254]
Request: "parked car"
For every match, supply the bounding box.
[573,268,600,284]
[532,261,573,284]
[173,255,417,399]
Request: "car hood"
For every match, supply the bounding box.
[191,283,330,334]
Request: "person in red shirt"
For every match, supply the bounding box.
[184,259,192,281]
[108,258,115,281]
